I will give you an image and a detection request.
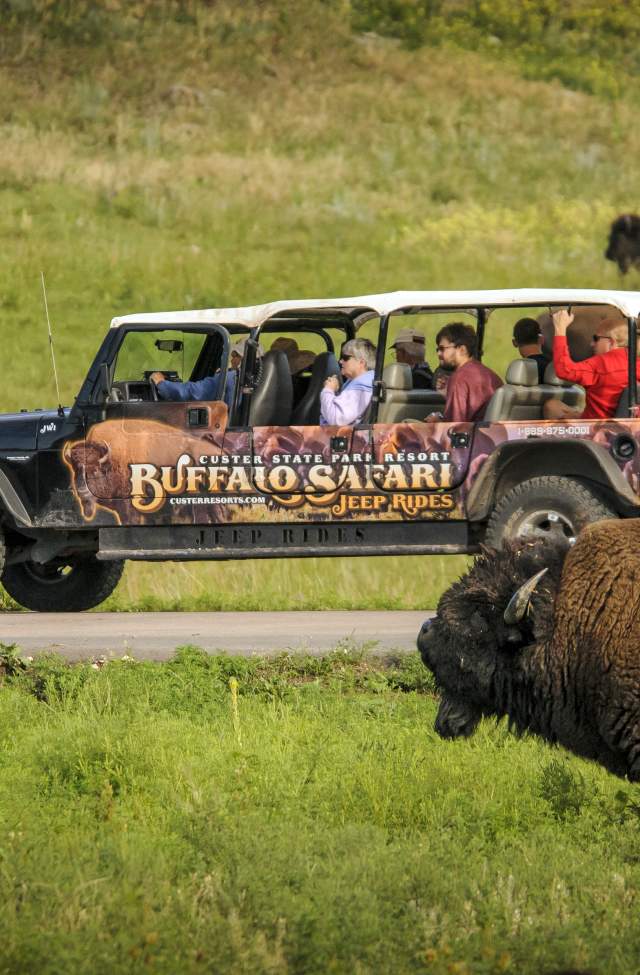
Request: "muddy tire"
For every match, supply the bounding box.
[484,476,616,548]
[1,555,125,612]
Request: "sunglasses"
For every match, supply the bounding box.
[592,334,612,342]
[339,353,355,361]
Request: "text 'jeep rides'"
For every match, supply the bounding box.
[3,288,640,611]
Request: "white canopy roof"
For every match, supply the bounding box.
[111,288,640,330]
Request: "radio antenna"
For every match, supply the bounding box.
[40,272,64,417]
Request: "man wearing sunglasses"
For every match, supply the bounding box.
[320,338,376,425]
[426,322,502,422]
[543,309,638,419]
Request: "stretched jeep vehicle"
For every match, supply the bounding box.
[2,288,640,611]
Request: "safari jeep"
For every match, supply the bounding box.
[2,288,640,611]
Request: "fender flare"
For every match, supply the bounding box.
[0,469,33,528]
[465,438,640,522]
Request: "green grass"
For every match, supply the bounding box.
[0,644,639,974]
[96,553,470,612]
[1,4,638,609]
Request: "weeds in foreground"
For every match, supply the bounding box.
[0,645,639,972]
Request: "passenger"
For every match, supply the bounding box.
[390,328,434,389]
[271,337,298,357]
[320,338,376,426]
[151,338,262,405]
[289,349,316,375]
[426,323,502,422]
[543,310,638,419]
[512,317,550,383]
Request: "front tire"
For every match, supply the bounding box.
[1,555,125,612]
[484,476,616,548]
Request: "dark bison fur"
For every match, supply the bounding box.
[605,213,640,273]
[418,520,640,779]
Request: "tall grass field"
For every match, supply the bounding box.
[2,1,640,609]
[1,645,639,974]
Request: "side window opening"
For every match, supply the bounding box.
[113,329,205,386]
[109,329,229,406]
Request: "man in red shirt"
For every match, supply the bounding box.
[427,323,502,422]
[544,310,635,419]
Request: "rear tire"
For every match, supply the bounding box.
[1,555,125,612]
[484,476,616,548]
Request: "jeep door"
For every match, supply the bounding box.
[370,419,475,498]
[73,325,236,525]
[251,422,360,500]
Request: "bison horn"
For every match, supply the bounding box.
[503,567,548,624]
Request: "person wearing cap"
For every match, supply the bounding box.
[391,328,434,389]
[150,338,262,405]
[512,317,550,383]
[320,338,376,426]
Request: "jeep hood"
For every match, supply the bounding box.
[0,410,67,452]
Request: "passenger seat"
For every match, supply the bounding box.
[540,363,585,413]
[483,359,544,421]
[291,351,340,425]
[248,351,293,426]
[377,364,445,423]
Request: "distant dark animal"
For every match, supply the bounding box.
[605,214,640,274]
[418,519,640,778]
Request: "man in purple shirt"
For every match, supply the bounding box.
[427,323,502,422]
[320,338,376,425]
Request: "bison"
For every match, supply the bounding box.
[604,213,640,274]
[63,409,234,526]
[418,519,640,778]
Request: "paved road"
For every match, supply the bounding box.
[0,611,432,661]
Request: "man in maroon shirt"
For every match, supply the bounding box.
[426,323,502,422]
[544,309,636,419]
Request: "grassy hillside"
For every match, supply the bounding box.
[0,2,637,609]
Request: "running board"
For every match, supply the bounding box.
[98,521,470,561]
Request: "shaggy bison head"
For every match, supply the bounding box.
[418,540,569,741]
[605,214,640,274]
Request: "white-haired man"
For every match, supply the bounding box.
[320,338,376,425]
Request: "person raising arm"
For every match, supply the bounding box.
[543,310,635,420]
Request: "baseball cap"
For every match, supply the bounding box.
[391,328,427,354]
